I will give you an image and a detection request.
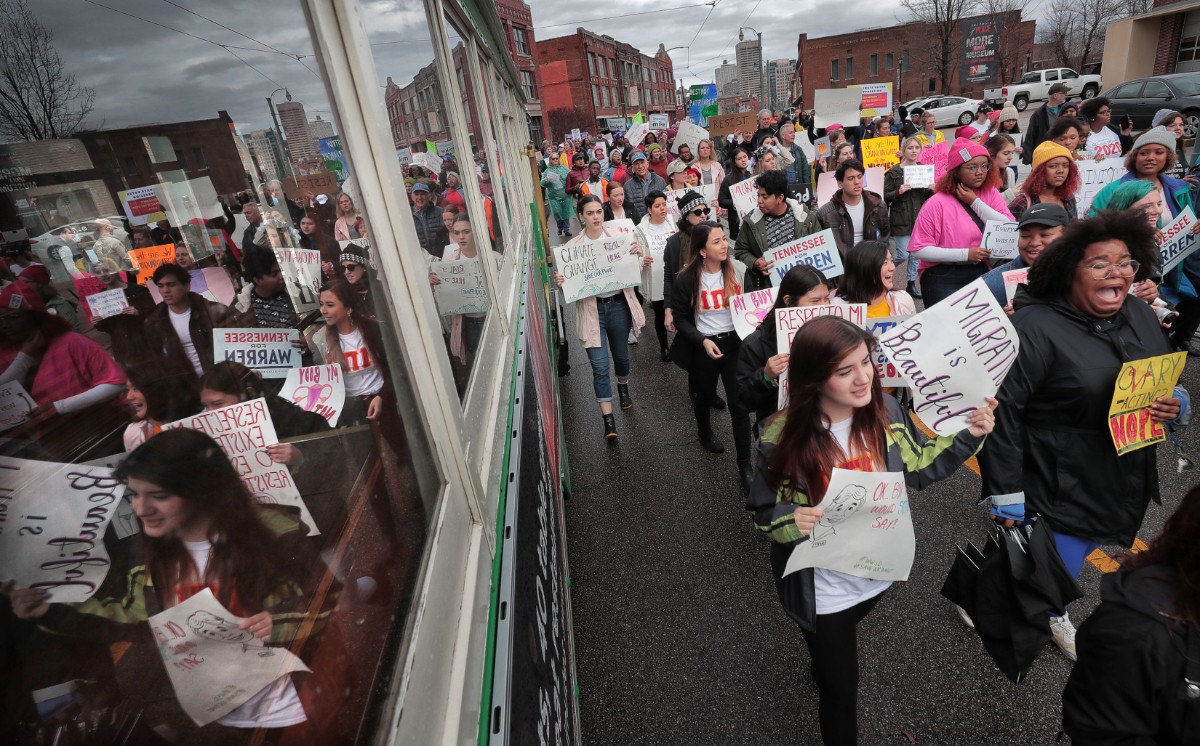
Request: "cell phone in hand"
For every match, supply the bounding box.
[1122,115,1134,130]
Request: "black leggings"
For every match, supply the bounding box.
[650,300,669,351]
[799,592,885,746]
[688,332,751,461]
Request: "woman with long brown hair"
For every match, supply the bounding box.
[307,279,392,426]
[748,316,995,745]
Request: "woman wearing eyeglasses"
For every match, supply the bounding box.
[907,137,1014,306]
[980,210,1188,662]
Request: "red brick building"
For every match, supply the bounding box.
[384,43,483,154]
[495,0,543,145]
[535,30,675,142]
[1103,0,1200,87]
[795,11,1035,107]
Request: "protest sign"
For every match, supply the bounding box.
[435,139,455,156]
[606,117,627,131]
[1159,206,1199,273]
[214,329,301,379]
[730,175,760,218]
[625,122,650,147]
[129,243,177,284]
[1075,158,1123,214]
[1002,267,1029,304]
[274,248,321,313]
[814,88,863,129]
[0,456,123,601]
[854,82,893,116]
[1108,352,1187,455]
[430,257,490,316]
[120,185,165,225]
[604,218,636,235]
[671,120,708,155]
[280,364,345,427]
[319,136,349,181]
[84,288,130,320]
[640,229,672,299]
[73,273,108,325]
[981,220,1020,260]
[412,151,441,173]
[861,136,900,169]
[156,177,223,226]
[570,128,581,142]
[648,114,669,130]
[814,136,831,161]
[877,278,1018,435]
[729,287,778,339]
[706,111,755,136]
[0,381,34,431]
[552,233,640,304]
[665,184,718,220]
[396,147,412,165]
[776,304,867,406]
[149,588,309,726]
[783,469,914,581]
[164,399,319,534]
[763,229,846,285]
[865,316,912,387]
[903,165,935,189]
[918,142,950,179]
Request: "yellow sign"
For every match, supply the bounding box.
[129,243,177,285]
[861,136,900,169]
[1107,352,1186,455]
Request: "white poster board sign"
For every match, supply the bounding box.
[430,257,490,316]
[1159,206,1200,273]
[396,147,412,166]
[84,288,130,319]
[279,364,345,427]
[877,277,1018,435]
[412,151,441,173]
[648,114,670,130]
[641,229,672,300]
[604,218,636,235]
[1002,267,1029,304]
[762,229,846,285]
[865,316,912,387]
[121,184,162,225]
[903,165,935,189]
[213,328,301,379]
[1075,158,1124,215]
[671,120,708,155]
[274,248,322,314]
[625,122,650,148]
[730,287,778,339]
[0,456,122,601]
[164,399,319,535]
[149,588,308,726]
[776,304,867,406]
[552,233,640,304]
[981,220,1020,260]
[814,88,865,129]
[0,381,35,431]
[783,469,915,581]
[730,175,760,218]
[156,177,223,225]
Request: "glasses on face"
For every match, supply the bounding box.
[960,163,990,174]
[341,263,361,273]
[1084,259,1139,280]
[691,208,710,217]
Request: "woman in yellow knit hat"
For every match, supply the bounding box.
[1008,141,1079,222]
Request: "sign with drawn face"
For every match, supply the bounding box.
[783,469,915,581]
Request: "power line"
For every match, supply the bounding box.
[156,0,302,59]
[533,3,714,31]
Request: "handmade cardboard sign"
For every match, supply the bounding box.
[1107,352,1186,455]
[981,220,1020,260]
[918,142,950,179]
[274,248,321,313]
[84,288,130,320]
[729,175,760,218]
[706,111,755,136]
[762,229,846,285]
[648,113,670,130]
[861,136,900,169]
[776,304,867,406]
[0,456,122,601]
[0,382,34,431]
[1159,206,1199,274]
[213,329,301,379]
[129,244,177,285]
[1075,158,1124,215]
[149,588,309,726]
[164,399,319,535]
[279,364,345,427]
[783,469,914,581]
[553,233,641,304]
[625,122,650,148]
[866,316,912,387]
[430,257,490,316]
[729,287,778,339]
[876,278,1018,435]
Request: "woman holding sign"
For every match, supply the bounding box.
[907,138,1014,306]
[670,221,753,489]
[980,211,1186,661]
[718,148,753,241]
[309,280,393,426]
[748,316,994,745]
[885,137,935,299]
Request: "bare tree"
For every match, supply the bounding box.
[901,0,981,94]
[1039,0,1151,72]
[980,0,1036,84]
[0,0,94,141]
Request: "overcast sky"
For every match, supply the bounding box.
[35,0,941,137]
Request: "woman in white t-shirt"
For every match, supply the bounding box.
[669,221,753,489]
[746,316,996,745]
[309,279,389,426]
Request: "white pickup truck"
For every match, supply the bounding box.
[983,68,1103,112]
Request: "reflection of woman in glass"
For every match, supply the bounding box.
[747,316,994,745]
[333,192,365,240]
[430,214,498,389]
[3,428,334,742]
[308,280,390,426]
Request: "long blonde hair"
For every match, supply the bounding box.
[334,191,358,221]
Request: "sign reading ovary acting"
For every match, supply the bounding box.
[876,278,1018,435]
[783,468,915,581]
[553,233,640,304]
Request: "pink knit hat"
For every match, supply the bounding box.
[945,138,990,172]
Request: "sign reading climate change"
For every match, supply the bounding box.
[553,233,640,304]
[877,278,1018,435]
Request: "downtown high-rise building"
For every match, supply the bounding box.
[243,128,284,182]
[308,115,335,142]
[276,95,319,163]
[714,59,739,99]
[736,37,763,101]
[767,58,795,111]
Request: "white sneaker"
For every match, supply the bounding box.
[628,329,638,344]
[1049,613,1077,661]
[954,604,975,631]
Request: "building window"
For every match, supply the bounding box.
[592,84,599,107]
[601,86,609,107]
[886,52,894,70]
[520,70,537,100]
[588,52,595,75]
[870,54,878,76]
[192,148,207,169]
[1180,35,1200,63]
[846,57,854,79]
[514,27,530,56]
[174,149,186,165]
[831,59,839,81]
[124,155,139,176]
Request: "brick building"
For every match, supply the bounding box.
[795,10,1035,107]
[495,0,543,145]
[384,43,483,155]
[1103,0,1200,87]
[535,30,675,141]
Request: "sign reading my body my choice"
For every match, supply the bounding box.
[553,233,640,304]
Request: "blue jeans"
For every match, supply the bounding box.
[893,234,919,285]
[585,297,632,402]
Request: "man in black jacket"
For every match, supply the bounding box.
[816,160,890,257]
[241,202,263,258]
[144,263,229,384]
[1021,83,1070,165]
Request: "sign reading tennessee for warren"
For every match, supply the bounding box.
[213,329,301,379]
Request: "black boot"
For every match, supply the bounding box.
[738,459,753,494]
[660,347,671,362]
[603,414,617,440]
[618,383,633,410]
[694,401,725,453]
[710,393,726,410]
[907,280,922,299]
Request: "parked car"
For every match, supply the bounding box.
[1100,72,1200,138]
[902,95,983,127]
[984,67,1102,111]
[30,217,131,282]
